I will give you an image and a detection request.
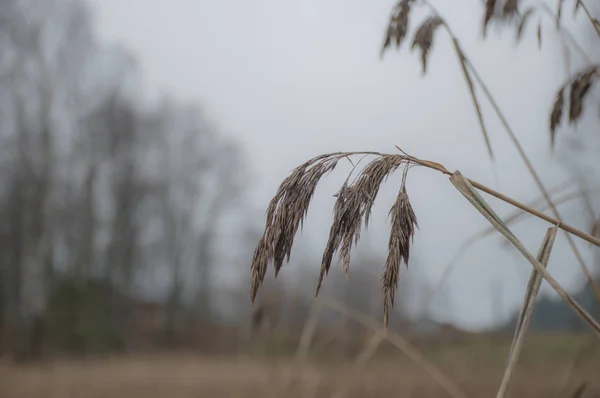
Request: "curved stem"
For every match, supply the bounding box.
[416,0,600,303]
[421,186,597,316]
[463,58,600,302]
[398,149,600,246]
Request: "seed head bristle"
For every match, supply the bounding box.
[547,66,598,150]
[516,8,534,40]
[411,16,444,74]
[251,154,340,300]
[536,20,542,48]
[549,87,564,149]
[380,0,417,58]
[317,183,359,296]
[568,68,596,123]
[383,300,390,329]
[355,155,406,227]
[250,237,268,305]
[483,0,498,37]
[316,155,407,297]
[502,0,519,18]
[337,184,368,277]
[381,180,418,328]
[272,157,339,274]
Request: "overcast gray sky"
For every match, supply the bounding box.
[86,0,598,330]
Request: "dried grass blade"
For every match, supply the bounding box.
[295,300,322,362]
[496,226,558,398]
[450,171,600,338]
[352,329,385,370]
[420,181,577,315]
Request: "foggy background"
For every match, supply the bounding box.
[0,0,598,361]
[1,1,600,396]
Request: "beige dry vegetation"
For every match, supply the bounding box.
[0,332,597,398]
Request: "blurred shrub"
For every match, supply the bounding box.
[46,277,127,354]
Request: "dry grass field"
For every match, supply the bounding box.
[1,333,598,398]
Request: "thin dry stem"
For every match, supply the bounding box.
[575,0,600,38]
[329,328,386,398]
[295,301,322,362]
[460,56,600,305]
[401,0,600,305]
[416,1,495,160]
[320,296,469,398]
[398,151,600,248]
[452,38,495,160]
[420,180,585,316]
[496,226,558,398]
[251,149,600,327]
[451,171,600,338]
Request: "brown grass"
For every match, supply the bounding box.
[1,333,598,398]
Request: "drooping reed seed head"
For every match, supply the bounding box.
[251,154,340,304]
[380,0,417,57]
[410,16,444,74]
[250,152,421,327]
[483,0,498,37]
[316,155,406,296]
[382,174,418,327]
[548,66,598,150]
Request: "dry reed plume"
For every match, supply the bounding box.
[250,0,600,368]
[550,66,598,147]
[377,0,600,305]
[251,152,419,327]
[380,0,599,151]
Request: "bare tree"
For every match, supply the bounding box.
[0,0,248,357]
